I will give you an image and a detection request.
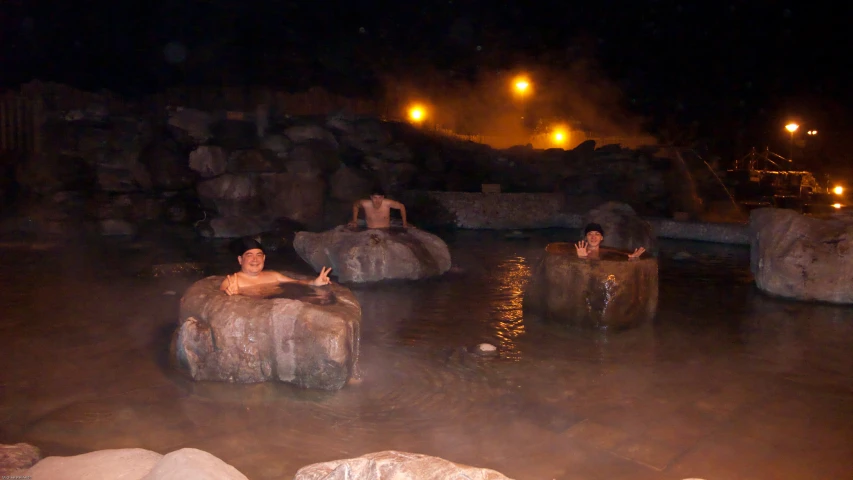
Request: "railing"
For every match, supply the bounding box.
[0,91,42,158]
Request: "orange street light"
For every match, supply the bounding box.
[408,105,426,123]
[552,127,569,146]
[785,123,799,162]
[833,186,844,195]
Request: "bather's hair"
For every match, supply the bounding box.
[370,187,386,197]
[232,237,265,257]
[583,223,605,236]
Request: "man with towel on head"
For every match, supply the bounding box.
[220,237,332,296]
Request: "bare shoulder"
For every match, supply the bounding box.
[386,199,405,208]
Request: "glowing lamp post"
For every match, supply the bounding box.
[552,128,568,146]
[408,105,426,124]
[785,123,799,162]
[834,186,844,195]
[512,76,531,125]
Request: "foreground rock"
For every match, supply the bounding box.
[294,450,513,480]
[22,447,247,479]
[293,226,452,283]
[524,243,659,330]
[173,275,361,390]
[750,208,853,304]
[0,443,41,475]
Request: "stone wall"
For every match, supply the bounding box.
[408,191,749,244]
[408,191,578,229]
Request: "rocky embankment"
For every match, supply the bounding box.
[4,85,700,239]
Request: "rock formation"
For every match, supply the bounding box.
[750,208,853,304]
[21,447,247,480]
[294,450,513,480]
[293,226,451,283]
[173,274,361,390]
[3,82,693,239]
[524,243,659,329]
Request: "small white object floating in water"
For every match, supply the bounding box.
[504,230,529,240]
[474,343,498,355]
[672,251,693,260]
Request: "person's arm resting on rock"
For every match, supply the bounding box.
[347,200,363,228]
[388,200,408,228]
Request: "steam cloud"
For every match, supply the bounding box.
[378,58,657,149]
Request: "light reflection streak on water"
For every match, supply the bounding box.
[489,255,530,361]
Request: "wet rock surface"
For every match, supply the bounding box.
[294,450,513,480]
[0,443,41,475]
[293,226,452,283]
[22,447,248,479]
[172,274,361,390]
[750,208,853,304]
[524,242,659,329]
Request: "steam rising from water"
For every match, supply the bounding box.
[380,60,657,149]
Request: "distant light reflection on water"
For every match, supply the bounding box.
[488,255,530,361]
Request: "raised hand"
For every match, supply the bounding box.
[224,274,240,296]
[575,241,588,258]
[311,266,333,286]
[628,247,646,259]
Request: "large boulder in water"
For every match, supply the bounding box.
[293,226,452,283]
[524,243,659,330]
[583,202,658,256]
[750,208,853,304]
[172,274,361,390]
[294,450,512,480]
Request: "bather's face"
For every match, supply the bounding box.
[238,248,266,276]
[585,231,603,247]
[370,194,384,208]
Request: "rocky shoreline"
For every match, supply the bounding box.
[1,83,711,242]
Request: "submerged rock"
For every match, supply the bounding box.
[172,274,361,390]
[293,226,452,283]
[524,242,659,330]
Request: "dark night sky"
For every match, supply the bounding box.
[2,1,851,168]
